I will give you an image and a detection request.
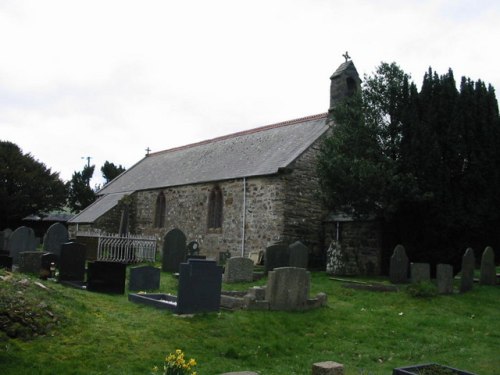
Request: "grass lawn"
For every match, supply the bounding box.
[0,267,499,375]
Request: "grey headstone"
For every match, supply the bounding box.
[0,228,12,251]
[87,261,127,294]
[264,243,289,274]
[479,246,496,285]
[436,264,454,294]
[288,241,308,269]
[43,223,69,256]
[129,265,161,291]
[7,226,37,265]
[389,244,409,284]
[19,251,44,274]
[410,262,430,283]
[460,247,475,293]
[59,242,87,282]
[162,229,187,272]
[177,259,223,314]
[224,256,254,283]
[266,267,310,311]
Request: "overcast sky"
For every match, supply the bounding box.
[1,0,499,187]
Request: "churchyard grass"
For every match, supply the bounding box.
[0,268,498,374]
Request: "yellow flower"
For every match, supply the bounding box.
[188,358,196,367]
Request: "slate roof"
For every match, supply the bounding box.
[69,113,328,223]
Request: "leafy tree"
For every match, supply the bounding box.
[67,164,96,213]
[0,141,67,228]
[101,161,125,184]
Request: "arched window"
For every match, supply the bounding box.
[346,77,357,96]
[154,192,166,228]
[207,186,223,229]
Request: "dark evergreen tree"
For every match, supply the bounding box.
[67,164,96,213]
[101,161,125,184]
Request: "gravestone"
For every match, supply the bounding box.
[40,253,59,279]
[87,261,127,294]
[248,250,263,265]
[460,247,475,293]
[436,264,454,294]
[129,265,161,291]
[410,263,430,283]
[162,229,187,272]
[7,226,37,265]
[43,223,69,256]
[389,244,409,284]
[312,361,344,375]
[0,228,12,252]
[479,246,496,285]
[0,255,13,270]
[266,267,310,311]
[224,256,254,283]
[177,259,223,314]
[288,241,308,269]
[59,242,87,282]
[19,251,44,274]
[264,243,289,274]
[187,241,200,256]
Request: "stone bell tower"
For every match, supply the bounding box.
[328,53,361,122]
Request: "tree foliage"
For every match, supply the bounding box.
[318,62,500,268]
[101,161,125,184]
[66,164,96,213]
[0,141,67,228]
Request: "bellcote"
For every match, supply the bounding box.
[328,59,361,113]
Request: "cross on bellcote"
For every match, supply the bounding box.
[343,51,351,62]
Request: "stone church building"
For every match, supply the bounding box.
[69,59,381,273]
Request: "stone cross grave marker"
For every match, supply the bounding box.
[59,242,86,282]
[224,256,254,283]
[87,261,127,294]
[479,246,496,285]
[410,262,430,283]
[176,259,223,314]
[129,265,161,291]
[7,226,37,265]
[264,242,289,274]
[436,263,454,294]
[43,222,69,256]
[389,244,409,284]
[162,229,187,272]
[460,247,475,293]
[266,267,310,311]
[288,240,308,269]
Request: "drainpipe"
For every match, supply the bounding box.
[241,177,246,256]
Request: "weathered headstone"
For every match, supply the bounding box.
[312,361,344,375]
[264,243,289,274]
[460,247,475,293]
[410,262,430,284]
[7,226,37,265]
[389,244,409,284]
[19,251,44,274]
[288,241,308,269]
[162,229,187,272]
[59,242,87,282]
[177,259,223,314]
[0,228,12,252]
[129,265,161,291]
[87,261,127,294]
[266,267,310,311]
[436,263,454,294]
[43,223,69,256]
[224,256,254,283]
[248,250,263,265]
[0,255,13,270]
[479,246,496,285]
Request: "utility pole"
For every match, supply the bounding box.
[81,156,92,168]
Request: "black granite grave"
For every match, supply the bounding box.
[162,229,187,272]
[264,243,289,274]
[40,253,59,279]
[59,242,86,282]
[87,261,126,294]
[129,265,161,291]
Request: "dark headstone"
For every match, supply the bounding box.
[59,242,87,282]
[460,247,475,293]
[389,244,409,284]
[7,226,37,265]
[288,241,308,269]
[40,253,59,279]
[479,246,496,285]
[266,267,310,311]
[436,264,454,294]
[264,243,289,274]
[87,261,127,294]
[0,228,12,252]
[177,259,223,314]
[410,263,430,284]
[43,223,69,256]
[129,265,161,291]
[0,255,13,270]
[224,256,254,283]
[162,229,187,272]
[19,251,44,274]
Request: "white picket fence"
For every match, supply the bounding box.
[76,231,157,263]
